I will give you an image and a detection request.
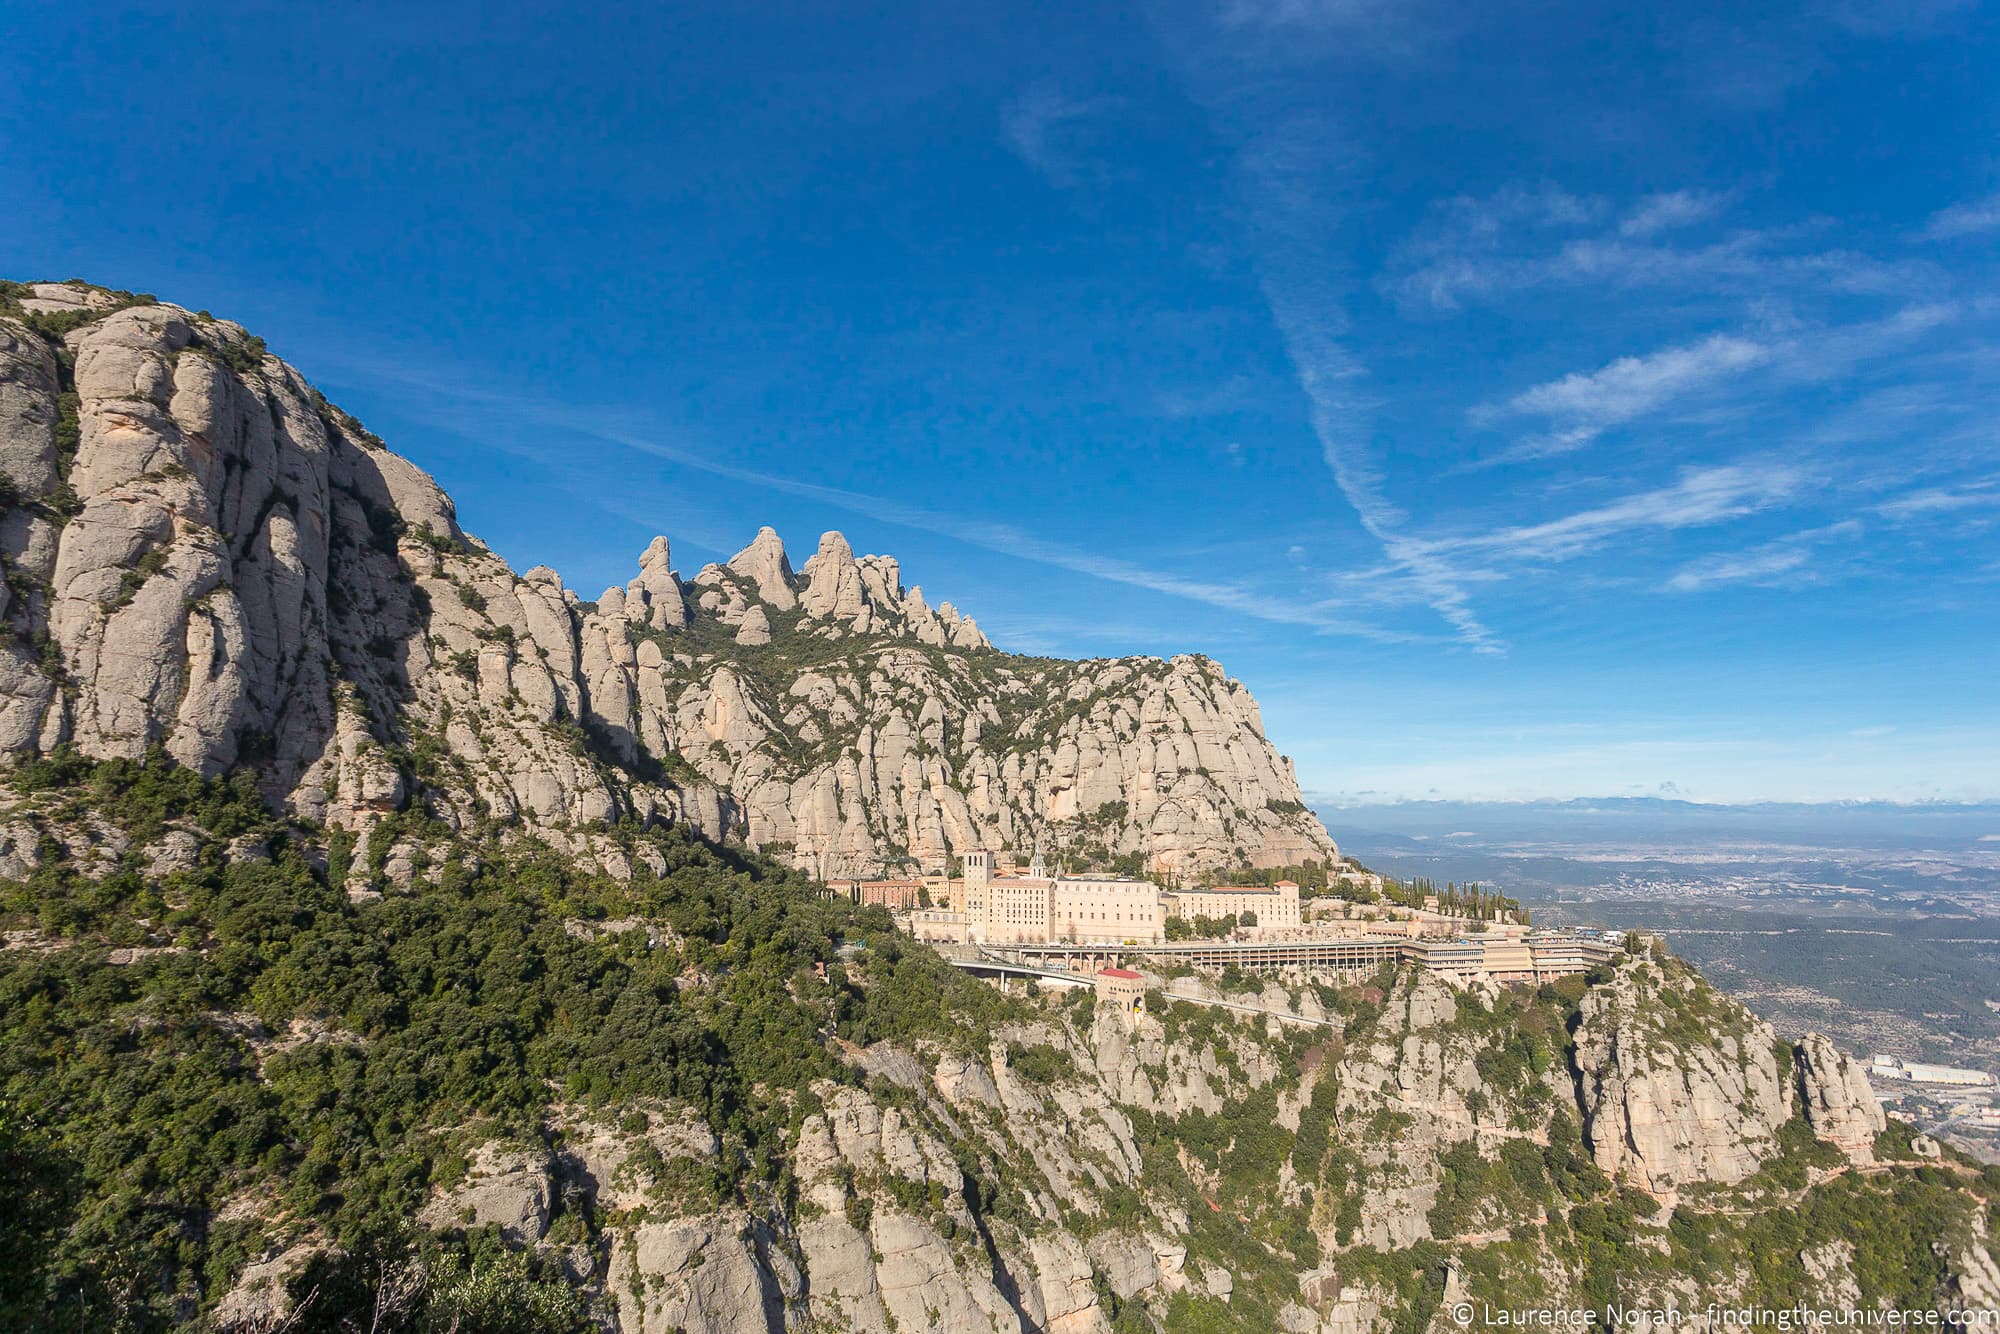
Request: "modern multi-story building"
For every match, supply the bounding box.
[1395,931,1615,985]
[1400,938,1487,984]
[1525,931,1620,980]
[1475,931,1538,983]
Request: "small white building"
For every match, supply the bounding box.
[1870,1054,1997,1087]
[1095,967,1148,1025]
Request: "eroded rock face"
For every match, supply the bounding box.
[417,1141,552,1243]
[733,604,771,646]
[199,954,1987,1334]
[0,315,60,753]
[0,287,1336,878]
[608,1216,801,1334]
[1573,964,1791,1192]
[1795,1031,1886,1162]
[1320,972,1492,1249]
[1943,1209,2000,1316]
[626,536,688,631]
[578,596,1336,876]
[211,1240,327,1331]
[726,527,796,611]
[0,293,577,838]
[1801,1240,1863,1310]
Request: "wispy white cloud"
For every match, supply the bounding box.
[1773,301,1962,379]
[1385,185,1938,312]
[1478,333,1770,447]
[1921,190,2000,241]
[1231,106,1502,653]
[1430,184,1607,236]
[1668,547,1806,593]
[1664,520,1860,593]
[1620,188,1732,238]
[1461,426,1600,467]
[1873,478,2000,520]
[1001,85,1101,186]
[1423,463,1805,564]
[1386,185,1621,310]
[1463,301,1969,469]
[1261,286,1497,650]
[1392,230,1747,313]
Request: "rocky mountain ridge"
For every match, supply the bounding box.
[218,935,1976,1334]
[0,280,1335,877]
[6,745,1974,1333]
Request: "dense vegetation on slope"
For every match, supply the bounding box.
[0,753,1017,1332]
[5,756,2000,1332]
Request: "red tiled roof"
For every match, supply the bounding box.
[1099,967,1143,980]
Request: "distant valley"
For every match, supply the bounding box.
[1328,798,2000,1071]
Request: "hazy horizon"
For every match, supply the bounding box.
[1315,793,2000,813]
[1316,793,2000,861]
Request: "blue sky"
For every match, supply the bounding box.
[5,0,1997,804]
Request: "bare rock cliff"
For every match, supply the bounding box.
[1795,1030,1887,1162]
[0,281,1335,876]
[1571,962,1894,1194]
[1571,962,1792,1192]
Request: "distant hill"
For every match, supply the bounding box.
[1317,795,2000,851]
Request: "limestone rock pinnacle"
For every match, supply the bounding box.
[626,536,688,630]
[800,530,871,629]
[725,526,797,610]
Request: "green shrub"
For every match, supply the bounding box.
[1004,1041,1073,1086]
